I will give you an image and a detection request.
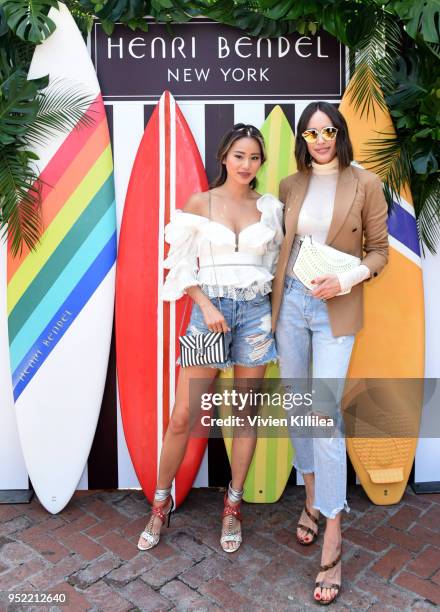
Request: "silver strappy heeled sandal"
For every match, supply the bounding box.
[138,487,174,551]
[220,482,243,553]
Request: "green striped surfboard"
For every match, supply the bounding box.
[220,105,296,503]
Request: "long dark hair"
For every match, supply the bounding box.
[295,102,353,172]
[211,123,266,189]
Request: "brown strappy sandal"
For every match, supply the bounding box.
[314,549,342,605]
[296,504,319,546]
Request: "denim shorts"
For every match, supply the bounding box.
[181,294,278,369]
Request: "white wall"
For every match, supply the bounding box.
[415,249,440,484]
[0,240,28,489]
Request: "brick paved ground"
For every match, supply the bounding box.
[0,485,439,611]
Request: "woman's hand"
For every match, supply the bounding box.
[311,274,341,300]
[200,301,230,333]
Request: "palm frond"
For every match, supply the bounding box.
[348,8,401,118]
[346,65,386,120]
[25,77,97,147]
[361,131,412,207]
[0,145,42,256]
[373,12,401,95]
[425,42,440,60]
[417,177,440,256]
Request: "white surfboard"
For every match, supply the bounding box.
[7,2,116,513]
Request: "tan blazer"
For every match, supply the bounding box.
[271,164,389,337]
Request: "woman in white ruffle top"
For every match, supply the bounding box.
[138,124,283,554]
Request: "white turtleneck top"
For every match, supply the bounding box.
[290,157,370,293]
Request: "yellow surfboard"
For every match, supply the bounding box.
[340,83,425,505]
[219,106,296,503]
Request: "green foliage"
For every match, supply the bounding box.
[345,8,401,117]
[388,44,440,253]
[417,175,440,256]
[0,0,96,255]
[75,0,193,34]
[1,0,59,43]
[78,0,148,34]
[390,0,440,44]
[0,144,43,255]
[361,39,440,253]
[0,60,48,146]
[1,0,439,252]
[0,9,96,255]
[0,6,9,36]
[25,78,96,146]
[0,75,96,255]
[64,0,94,37]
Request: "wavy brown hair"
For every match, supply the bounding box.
[211,123,266,189]
[295,102,353,172]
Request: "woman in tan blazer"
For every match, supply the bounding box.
[272,101,388,605]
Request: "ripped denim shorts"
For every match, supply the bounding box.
[181,293,278,370]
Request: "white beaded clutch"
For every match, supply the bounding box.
[293,235,361,295]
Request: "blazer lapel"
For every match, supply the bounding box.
[326,165,358,245]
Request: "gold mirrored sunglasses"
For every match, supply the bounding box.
[301,126,338,144]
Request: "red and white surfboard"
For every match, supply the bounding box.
[116,91,209,508]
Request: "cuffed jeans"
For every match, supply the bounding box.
[276,277,355,519]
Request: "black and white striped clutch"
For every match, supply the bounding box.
[179,331,226,367]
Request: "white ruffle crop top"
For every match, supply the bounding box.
[161,193,284,301]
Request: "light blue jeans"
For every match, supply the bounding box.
[276,277,355,519]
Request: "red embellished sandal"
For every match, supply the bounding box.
[220,492,243,553]
[138,494,174,551]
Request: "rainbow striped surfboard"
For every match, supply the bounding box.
[8,2,116,513]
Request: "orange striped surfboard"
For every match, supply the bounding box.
[340,83,424,505]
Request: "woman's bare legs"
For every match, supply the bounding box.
[138,365,218,549]
[221,364,266,552]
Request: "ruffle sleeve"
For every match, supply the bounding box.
[161,211,207,301]
[258,194,284,274]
